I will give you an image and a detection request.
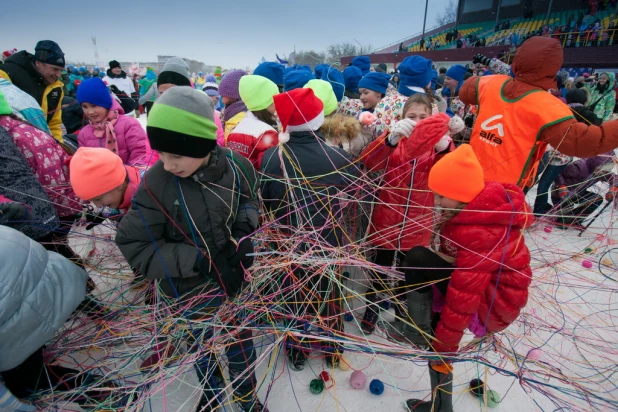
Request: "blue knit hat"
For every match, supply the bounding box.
[320,68,345,102]
[445,65,468,88]
[283,70,315,92]
[352,56,371,75]
[254,62,285,87]
[298,65,313,72]
[397,55,433,96]
[314,64,329,79]
[358,72,391,95]
[34,40,65,68]
[430,69,439,91]
[76,77,113,110]
[343,66,363,94]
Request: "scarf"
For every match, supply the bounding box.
[92,109,120,155]
[222,100,247,123]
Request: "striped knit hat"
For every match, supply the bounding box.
[147,87,218,158]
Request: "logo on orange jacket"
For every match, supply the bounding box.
[479,114,504,146]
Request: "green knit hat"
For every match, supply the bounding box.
[239,75,279,112]
[0,90,12,116]
[147,87,218,158]
[304,79,337,116]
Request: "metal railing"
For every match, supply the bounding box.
[490,28,618,48]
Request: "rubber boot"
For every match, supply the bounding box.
[402,290,433,344]
[406,365,453,412]
[361,292,380,334]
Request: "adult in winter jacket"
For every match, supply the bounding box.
[462,37,618,188]
[115,87,265,412]
[0,128,59,240]
[0,94,81,218]
[0,225,87,373]
[102,60,137,114]
[0,78,51,134]
[586,72,616,122]
[138,68,157,114]
[226,75,279,168]
[399,144,533,412]
[0,41,65,142]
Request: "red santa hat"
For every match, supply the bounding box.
[273,88,324,144]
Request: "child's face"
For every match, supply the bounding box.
[359,89,383,110]
[158,83,175,95]
[89,185,124,209]
[81,102,109,123]
[158,152,209,178]
[209,95,219,105]
[221,96,235,106]
[404,103,431,122]
[444,76,459,89]
[434,194,466,218]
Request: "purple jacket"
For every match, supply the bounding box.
[552,152,616,202]
[77,99,151,166]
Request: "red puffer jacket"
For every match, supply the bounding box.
[362,133,437,250]
[433,182,533,354]
[226,111,278,169]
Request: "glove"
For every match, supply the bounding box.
[472,54,491,66]
[433,93,447,113]
[387,119,416,146]
[227,223,255,268]
[0,382,37,411]
[558,185,569,198]
[0,202,29,226]
[434,134,451,152]
[200,250,245,297]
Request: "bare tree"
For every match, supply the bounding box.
[326,42,373,65]
[435,0,458,26]
[294,50,327,67]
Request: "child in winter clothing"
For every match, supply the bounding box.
[358,72,390,112]
[70,147,143,213]
[260,88,361,371]
[400,144,533,412]
[340,66,363,116]
[282,70,315,92]
[138,68,157,115]
[551,152,617,228]
[0,91,81,218]
[77,78,153,166]
[202,74,225,145]
[219,70,248,139]
[115,87,266,412]
[226,75,279,168]
[359,96,460,334]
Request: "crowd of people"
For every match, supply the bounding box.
[0,35,618,412]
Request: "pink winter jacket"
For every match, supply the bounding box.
[0,115,82,217]
[215,110,225,146]
[78,99,153,166]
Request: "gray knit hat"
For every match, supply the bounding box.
[147,87,218,158]
[157,57,191,87]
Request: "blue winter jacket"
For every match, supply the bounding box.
[0,226,88,372]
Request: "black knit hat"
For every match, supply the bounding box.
[109,60,121,69]
[34,40,65,68]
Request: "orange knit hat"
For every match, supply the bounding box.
[428,144,485,203]
[70,147,126,200]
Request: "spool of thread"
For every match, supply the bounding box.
[584,247,594,254]
[469,378,485,397]
[486,389,501,408]
[339,355,351,371]
[582,260,593,269]
[350,370,367,389]
[379,300,391,310]
[320,371,330,382]
[342,271,350,280]
[344,312,354,322]
[310,378,324,394]
[543,226,553,233]
[528,348,543,361]
[369,379,384,395]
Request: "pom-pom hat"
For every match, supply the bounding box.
[273,88,324,144]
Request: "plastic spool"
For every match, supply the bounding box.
[344,312,354,322]
[339,355,351,371]
[320,371,331,382]
[310,378,324,394]
[486,389,502,408]
[582,260,593,269]
[543,226,553,233]
[350,370,367,389]
[369,379,385,395]
[528,348,543,361]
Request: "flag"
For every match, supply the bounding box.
[276,54,288,66]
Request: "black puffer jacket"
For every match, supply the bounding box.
[115,146,259,298]
[260,131,361,246]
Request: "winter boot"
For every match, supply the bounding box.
[194,373,224,412]
[406,365,453,412]
[286,346,308,371]
[387,290,433,347]
[360,293,380,334]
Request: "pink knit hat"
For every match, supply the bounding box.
[70,147,126,200]
[218,70,247,100]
